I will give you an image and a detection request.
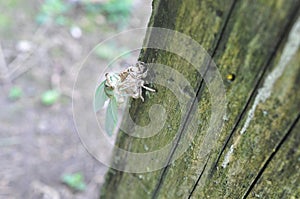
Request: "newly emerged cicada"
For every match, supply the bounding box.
[94,61,155,135]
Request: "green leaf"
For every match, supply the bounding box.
[94,81,109,112]
[8,86,22,100]
[42,0,69,15]
[36,0,70,25]
[35,13,50,25]
[102,0,132,16]
[105,97,118,136]
[94,44,117,60]
[55,15,68,25]
[41,90,60,106]
[61,172,86,191]
[0,14,12,28]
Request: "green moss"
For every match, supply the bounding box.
[100,0,300,198]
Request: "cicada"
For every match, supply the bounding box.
[94,61,155,135]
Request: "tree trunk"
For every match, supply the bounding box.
[100,0,300,198]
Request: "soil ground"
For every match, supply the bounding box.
[0,1,151,198]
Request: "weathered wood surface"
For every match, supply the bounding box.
[101,0,300,198]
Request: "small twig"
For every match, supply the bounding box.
[0,136,20,147]
[7,26,48,81]
[0,43,10,84]
[31,181,60,199]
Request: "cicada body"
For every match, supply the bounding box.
[94,62,155,136]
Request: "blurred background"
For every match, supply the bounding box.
[0,0,152,198]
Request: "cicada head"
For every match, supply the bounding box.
[105,72,121,88]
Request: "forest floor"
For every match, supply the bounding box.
[0,0,151,198]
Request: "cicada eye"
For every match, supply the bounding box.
[126,67,133,72]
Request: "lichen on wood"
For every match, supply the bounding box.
[100,0,300,198]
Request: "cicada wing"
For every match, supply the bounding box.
[94,81,109,112]
[105,97,118,136]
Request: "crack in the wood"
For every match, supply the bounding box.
[187,155,210,199]
[151,1,238,198]
[241,113,300,199]
[210,3,300,175]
